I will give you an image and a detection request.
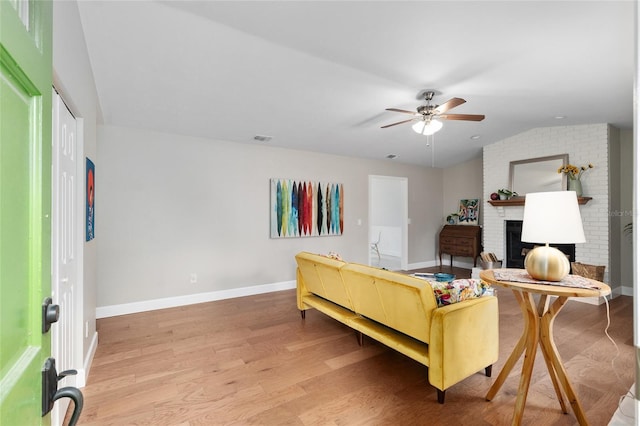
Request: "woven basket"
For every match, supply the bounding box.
[571,262,605,282]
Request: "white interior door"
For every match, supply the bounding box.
[51,90,79,425]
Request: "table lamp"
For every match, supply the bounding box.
[521,191,586,281]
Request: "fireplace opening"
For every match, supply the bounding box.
[505,220,575,269]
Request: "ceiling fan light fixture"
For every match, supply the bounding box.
[412,119,443,135]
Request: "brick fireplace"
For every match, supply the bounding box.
[482,124,611,284]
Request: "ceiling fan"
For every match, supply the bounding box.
[381,91,485,135]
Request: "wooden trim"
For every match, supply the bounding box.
[487,197,592,207]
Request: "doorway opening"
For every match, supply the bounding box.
[368,175,408,270]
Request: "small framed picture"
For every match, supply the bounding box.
[458,199,479,225]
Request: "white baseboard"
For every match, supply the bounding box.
[407,260,437,270]
[406,259,477,270]
[572,295,607,305]
[452,260,477,269]
[577,286,633,305]
[377,258,478,271]
[95,277,633,318]
[434,258,477,269]
[96,280,297,318]
[76,331,98,388]
[570,286,631,305]
[619,285,634,297]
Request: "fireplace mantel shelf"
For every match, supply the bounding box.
[488,196,592,207]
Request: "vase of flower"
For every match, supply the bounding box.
[568,179,583,197]
[558,162,593,197]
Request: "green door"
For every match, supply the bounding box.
[0,1,52,424]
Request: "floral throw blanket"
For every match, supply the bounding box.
[427,278,491,307]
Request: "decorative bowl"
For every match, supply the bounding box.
[434,273,455,282]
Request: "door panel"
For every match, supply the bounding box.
[51,91,78,425]
[0,1,53,424]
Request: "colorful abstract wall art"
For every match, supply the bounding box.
[270,179,344,238]
[86,157,95,241]
[458,198,479,225]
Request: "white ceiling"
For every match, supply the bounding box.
[77,1,634,168]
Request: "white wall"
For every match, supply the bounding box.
[52,0,100,379]
[97,125,443,312]
[438,157,484,267]
[443,157,484,225]
[483,124,613,287]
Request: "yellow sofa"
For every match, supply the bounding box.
[295,251,499,403]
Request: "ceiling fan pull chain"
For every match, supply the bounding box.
[431,135,435,168]
[425,134,435,167]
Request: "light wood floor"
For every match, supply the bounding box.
[76,278,634,425]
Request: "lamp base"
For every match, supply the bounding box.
[524,245,570,281]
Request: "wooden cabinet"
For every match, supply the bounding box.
[439,225,482,267]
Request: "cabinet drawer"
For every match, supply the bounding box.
[454,246,474,256]
[441,245,474,256]
[440,244,457,253]
[456,238,474,246]
[441,237,457,245]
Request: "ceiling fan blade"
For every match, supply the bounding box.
[381,118,416,128]
[438,114,485,121]
[434,98,466,114]
[385,108,420,116]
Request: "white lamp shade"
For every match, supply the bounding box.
[521,191,586,244]
[412,119,443,135]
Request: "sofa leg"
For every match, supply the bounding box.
[356,331,363,346]
[437,389,445,404]
[300,310,305,319]
[485,365,492,377]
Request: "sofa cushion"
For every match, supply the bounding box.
[430,278,490,307]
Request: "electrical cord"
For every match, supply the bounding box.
[602,295,636,419]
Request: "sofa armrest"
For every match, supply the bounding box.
[428,296,499,391]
